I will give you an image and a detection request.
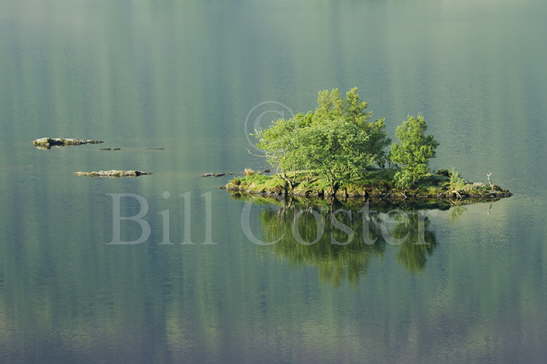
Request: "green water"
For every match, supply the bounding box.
[1,0,547,363]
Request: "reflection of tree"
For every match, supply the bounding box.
[390,212,437,273]
[448,205,467,222]
[259,203,438,286]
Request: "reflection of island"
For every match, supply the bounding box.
[257,200,438,286]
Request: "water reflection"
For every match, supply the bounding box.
[1,0,546,361]
[256,200,439,286]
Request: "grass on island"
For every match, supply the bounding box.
[226,168,510,201]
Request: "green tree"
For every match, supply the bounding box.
[256,88,390,195]
[390,115,439,189]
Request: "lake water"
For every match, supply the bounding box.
[1,0,547,363]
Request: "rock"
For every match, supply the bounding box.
[263,169,271,174]
[203,172,228,177]
[74,170,151,177]
[33,145,52,151]
[244,168,255,176]
[147,147,165,150]
[99,147,121,151]
[33,137,104,149]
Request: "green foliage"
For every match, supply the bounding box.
[390,115,439,189]
[232,173,286,191]
[448,168,466,191]
[255,88,390,194]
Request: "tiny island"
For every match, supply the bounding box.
[226,88,512,205]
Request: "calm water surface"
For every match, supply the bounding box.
[1,0,547,363]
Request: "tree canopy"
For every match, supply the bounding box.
[255,88,390,194]
[389,115,439,189]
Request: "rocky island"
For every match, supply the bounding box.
[225,88,512,206]
[74,170,151,177]
[226,168,511,208]
[33,137,104,149]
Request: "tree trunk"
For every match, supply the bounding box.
[280,173,294,193]
[331,181,340,197]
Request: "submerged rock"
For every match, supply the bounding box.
[99,147,121,151]
[33,137,104,148]
[74,170,151,177]
[202,172,230,177]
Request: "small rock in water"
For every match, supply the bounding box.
[33,137,104,149]
[147,147,165,151]
[263,169,271,174]
[99,147,121,151]
[74,170,151,177]
[202,172,228,177]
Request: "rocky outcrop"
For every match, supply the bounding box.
[74,170,151,177]
[33,137,104,148]
[201,169,271,178]
[202,172,232,177]
[226,184,512,201]
[224,171,513,206]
